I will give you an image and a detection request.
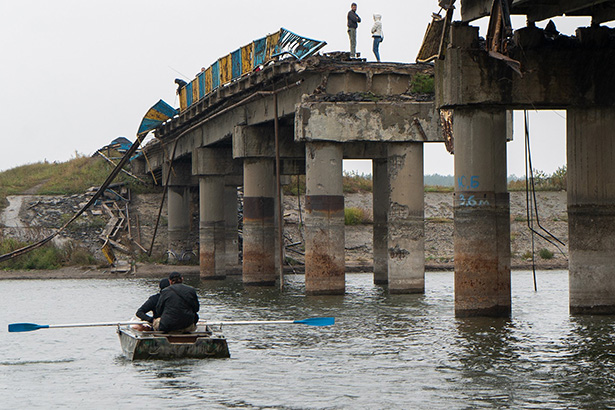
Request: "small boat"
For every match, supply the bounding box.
[117,325,230,360]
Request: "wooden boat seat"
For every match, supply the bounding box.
[132,329,214,344]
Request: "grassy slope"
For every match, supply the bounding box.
[0,155,155,209]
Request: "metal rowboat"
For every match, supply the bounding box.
[117,325,230,360]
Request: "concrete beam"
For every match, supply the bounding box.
[459,0,492,22]
[436,24,615,109]
[296,102,441,143]
[343,142,388,160]
[162,161,194,187]
[192,147,235,176]
[233,124,304,159]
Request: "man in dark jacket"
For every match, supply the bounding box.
[347,3,361,58]
[153,272,200,333]
[135,278,170,325]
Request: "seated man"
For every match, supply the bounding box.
[135,278,170,329]
[153,272,200,333]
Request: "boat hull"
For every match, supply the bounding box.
[118,326,230,360]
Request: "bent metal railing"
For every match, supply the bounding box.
[178,28,326,111]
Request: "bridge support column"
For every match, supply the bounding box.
[165,161,193,259]
[224,183,241,274]
[242,158,276,286]
[453,108,510,317]
[193,148,235,279]
[305,142,345,295]
[387,142,425,293]
[199,176,226,280]
[568,107,615,314]
[167,186,192,257]
[373,159,388,285]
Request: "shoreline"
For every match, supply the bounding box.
[0,260,568,280]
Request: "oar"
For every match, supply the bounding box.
[8,317,335,333]
[202,317,335,327]
[8,321,147,333]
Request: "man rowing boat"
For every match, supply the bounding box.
[134,278,170,328]
[153,272,200,333]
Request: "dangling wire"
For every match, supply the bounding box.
[524,112,537,291]
[296,175,304,244]
[523,110,568,291]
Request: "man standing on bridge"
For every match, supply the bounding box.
[347,3,361,58]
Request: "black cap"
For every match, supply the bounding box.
[168,271,182,281]
[159,278,170,290]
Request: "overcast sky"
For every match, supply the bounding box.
[0,1,603,177]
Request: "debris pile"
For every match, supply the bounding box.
[21,184,151,269]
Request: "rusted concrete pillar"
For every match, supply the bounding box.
[387,142,425,293]
[168,186,191,256]
[373,159,388,285]
[242,158,276,286]
[198,176,226,280]
[305,142,345,294]
[453,108,510,317]
[165,161,193,258]
[223,184,241,274]
[568,108,615,314]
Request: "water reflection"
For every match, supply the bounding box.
[2,272,615,409]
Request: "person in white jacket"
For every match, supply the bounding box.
[371,14,383,62]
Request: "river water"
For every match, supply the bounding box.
[1,271,614,409]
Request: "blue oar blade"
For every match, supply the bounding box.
[8,323,49,332]
[293,317,335,326]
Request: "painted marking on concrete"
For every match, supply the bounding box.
[457,175,480,190]
[458,194,490,207]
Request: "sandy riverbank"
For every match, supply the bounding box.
[0,190,569,280]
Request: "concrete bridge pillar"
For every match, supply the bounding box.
[387,142,425,293]
[305,142,345,295]
[242,158,276,286]
[167,186,191,256]
[164,161,193,258]
[193,148,235,280]
[198,176,226,279]
[372,159,389,285]
[223,182,241,274]
[453,108,511,317]
[568,107,615,314]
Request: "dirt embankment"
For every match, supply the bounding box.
[284,190,568,272]
[0,191,568,279]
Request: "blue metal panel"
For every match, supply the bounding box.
[253,37,267,67]
[231,48,242,80]
[137,100,178,135]
[273,28,327,60]
[186,82,193,106]
[197,72,206,99]
[211,61,220,90]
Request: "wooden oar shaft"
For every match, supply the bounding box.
[201,320,295,326]
[47,321,147,329]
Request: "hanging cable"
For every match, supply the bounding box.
[524,112,537,291]
[296,175,304,244]
[523,110,568,290]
